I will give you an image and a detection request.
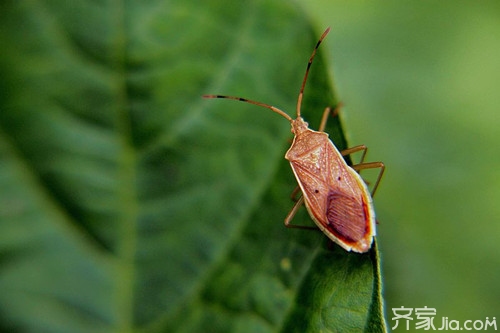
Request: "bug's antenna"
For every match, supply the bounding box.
[296,27,331,118]
[202,95,293,122]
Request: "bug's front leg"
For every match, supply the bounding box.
[318,103,343,132]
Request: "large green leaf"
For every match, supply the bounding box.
[0,1,386,332]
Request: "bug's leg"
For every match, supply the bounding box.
[318,107,332,132]
[351,162,385,197]
[284,196,317,230]
[290,186,301,202]
[318,102,343,132]
[341,144,368,165]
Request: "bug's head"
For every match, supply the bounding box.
[290,117,309,135]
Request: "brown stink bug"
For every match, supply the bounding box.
[203,27,385,253]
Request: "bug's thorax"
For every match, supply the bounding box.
[286,117,330,163]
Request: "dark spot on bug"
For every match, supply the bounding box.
[337,176,341,181]
[315,189,319,193]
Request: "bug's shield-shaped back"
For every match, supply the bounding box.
[285,128,376,253]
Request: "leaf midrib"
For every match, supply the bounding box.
[112,1,137,333]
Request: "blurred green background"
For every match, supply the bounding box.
[1,1,499,332]
[302,0,500,330]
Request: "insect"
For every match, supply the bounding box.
[203,27,385,253]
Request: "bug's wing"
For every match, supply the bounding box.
[325,188,370,244]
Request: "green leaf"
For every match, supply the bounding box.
[0,1,386,332]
